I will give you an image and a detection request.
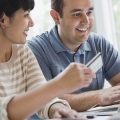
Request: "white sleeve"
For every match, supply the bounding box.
[26,47,71,119]
[25,46,47,90]
[38,98,71,119]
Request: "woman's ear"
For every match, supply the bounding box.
[0,14,9,29]
[50,9,60,24]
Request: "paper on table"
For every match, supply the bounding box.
[79,103,120,116]
[77,104,120,118]
[88,103,120,112]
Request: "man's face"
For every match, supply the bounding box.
[57,0,94,50]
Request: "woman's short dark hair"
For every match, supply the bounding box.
[51,0,64,17]
[0,0,34,19]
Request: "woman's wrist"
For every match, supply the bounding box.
[48,100,71,118]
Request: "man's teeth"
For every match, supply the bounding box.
[77,28,88,32]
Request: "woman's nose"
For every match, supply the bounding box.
[29,17,34,27]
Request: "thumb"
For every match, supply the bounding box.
[53,111,62,118]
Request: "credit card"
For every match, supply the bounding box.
[86,52,103,73]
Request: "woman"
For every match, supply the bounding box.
[0,0,94,120]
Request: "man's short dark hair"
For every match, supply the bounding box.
[51,0,64,17]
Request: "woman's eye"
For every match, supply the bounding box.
[24,11,30,18]
[24,13,29,17]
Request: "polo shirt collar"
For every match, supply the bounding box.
[49,25,91,54]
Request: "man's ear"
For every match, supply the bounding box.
[50,9,60,24]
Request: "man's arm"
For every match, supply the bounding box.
[60,84,120,112]
[109,72,120,86]
[60,91,100,112]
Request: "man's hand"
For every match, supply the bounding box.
[48,102,87,120]
[98,85,120,106]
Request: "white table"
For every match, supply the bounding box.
[92,116,110,120]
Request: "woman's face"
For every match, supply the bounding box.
[1,9,34,44]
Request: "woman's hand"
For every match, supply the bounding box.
[48,102,88,120]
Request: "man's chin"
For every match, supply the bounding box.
[79,36,89,42]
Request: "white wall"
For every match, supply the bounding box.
[27,0,53,39]
[93,0,118,50]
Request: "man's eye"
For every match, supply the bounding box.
[87,11,93,16]
[72,13,81,17]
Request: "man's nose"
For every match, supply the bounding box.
[80,14,89,25]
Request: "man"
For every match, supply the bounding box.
[28,0,120,112]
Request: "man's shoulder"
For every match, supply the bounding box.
[31,31,49,42]
[28,31,51,50]
[29,26,58,45]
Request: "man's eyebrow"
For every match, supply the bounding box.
[70,9,83,13]
[70,7,94,13]
[89,7,94,11]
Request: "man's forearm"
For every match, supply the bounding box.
[60,91,101,112]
